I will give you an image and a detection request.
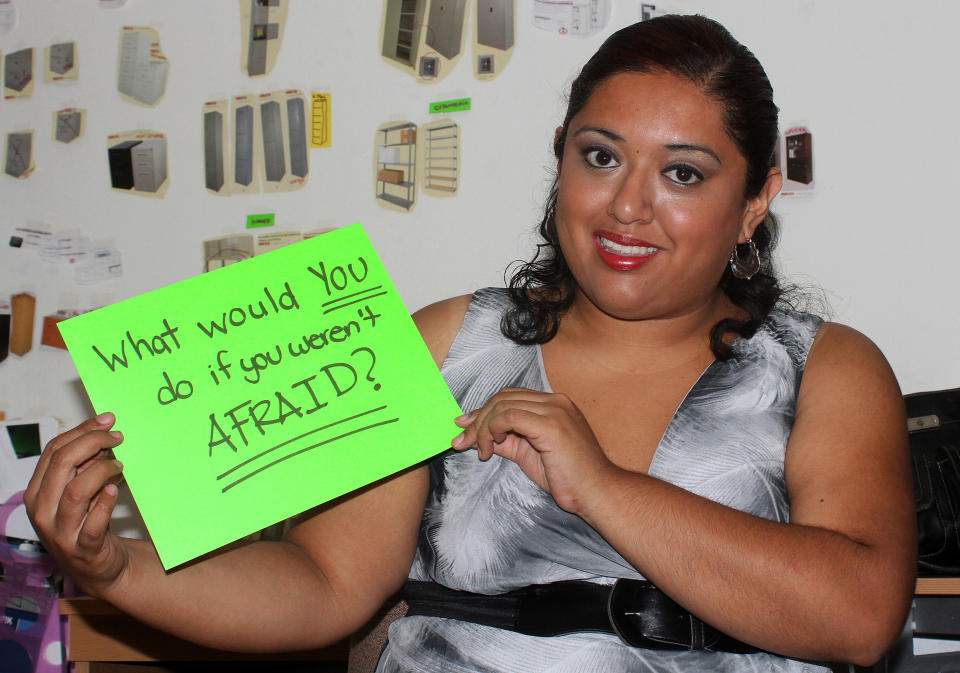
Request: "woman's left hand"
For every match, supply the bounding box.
[451,387,619,513]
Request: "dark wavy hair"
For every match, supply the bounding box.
[502,14,785,360]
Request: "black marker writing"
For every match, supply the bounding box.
[196,282,299,339]
[352,346,380,391]
[205,348,382,455]
[307,257,369,296]
[208,349,232,385]
[92,318,181,371]
[239,345,284,384]
[157,370,194,405]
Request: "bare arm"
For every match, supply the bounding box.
[455,322,916,665]
[25,294,471,652]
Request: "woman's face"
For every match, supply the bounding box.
[555,70,776,322]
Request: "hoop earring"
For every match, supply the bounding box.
[729,238,760,280]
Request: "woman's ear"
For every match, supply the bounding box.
[740,167,783,242]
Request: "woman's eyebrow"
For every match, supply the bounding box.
[572,126,624,143]
[666,143,722,164]
[572,129,722,166]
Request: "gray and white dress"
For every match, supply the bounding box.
[375,288,828,673]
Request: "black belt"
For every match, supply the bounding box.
[403,579,758,654]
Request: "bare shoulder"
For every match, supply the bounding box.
[789,319,909,501]
[802,321,901,396]
[795,320,905,433]
[413,294,473,367]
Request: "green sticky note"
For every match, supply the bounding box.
[59,224,461,569]
[428,98,471,114]
[246,213,274,229]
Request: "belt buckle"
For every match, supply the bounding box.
[607,579,695,650]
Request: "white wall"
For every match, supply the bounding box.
[0,0,956,436]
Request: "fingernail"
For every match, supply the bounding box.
[113,460,123,471]
[96,412,114,424]
[451,432,464,448]
[109,431,123,440]
[104,484,118,497]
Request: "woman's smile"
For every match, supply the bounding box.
[594,231,660,271]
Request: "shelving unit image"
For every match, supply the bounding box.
[382,0,427,68]
[375,122,417,211]
[423,120,459,194]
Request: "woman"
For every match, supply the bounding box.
[26,14,914,672]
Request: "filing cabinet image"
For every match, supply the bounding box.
[49,42,74,75]
[5,132,32,178]
[131,139,168,192]
[287,97,308,179]
[117,30,168,105]
[261,100,286,182]
[477,0,514,51]
[108,140,140,189]
[426,0,467,59]
[235,105,255,187]
[204,111,225,192]
[5,48,33,92]
[55,111,83,143]
[108,138,167,192]
[247,0,280,76]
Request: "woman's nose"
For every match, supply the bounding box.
[607,169,654,225]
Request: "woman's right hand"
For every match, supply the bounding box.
[24,413,129,598]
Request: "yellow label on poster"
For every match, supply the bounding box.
[311,92,331,148]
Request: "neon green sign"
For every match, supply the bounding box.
[429,97,471,113]
[59,224,460,569]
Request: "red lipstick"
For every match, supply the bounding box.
[593,231,659,271]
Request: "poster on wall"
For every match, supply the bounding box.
[2,292,36,359]
[203,233,255,272]
[531,0,610,37]
[202,100,231,195]
[4,47,34,99]
[76,247,124,284]
[52,108,85,143]
[420,118,460,197]
[43,40,77,83]
[57,224,461,569]
[379,0,468,83]
[106,130,169,197]
[374,121,418,212]
[779,124,814,196]
[116,26,168,107]
[4,130,35,178]
[232,94,261,194]
[474,0,516,80]
[239,0,288,78]
[310,92,332,148]
[0,0,17,36]
[259,89,309,193]
[206,90,309,196]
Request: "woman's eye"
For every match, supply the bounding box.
[584,148,619,168]
[664,164,703,185]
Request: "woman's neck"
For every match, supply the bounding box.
[550,289,740,375]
